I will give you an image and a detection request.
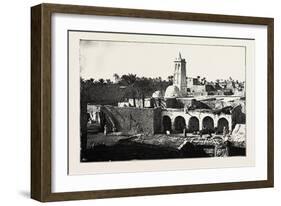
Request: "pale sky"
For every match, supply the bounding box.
[80,39,247,82]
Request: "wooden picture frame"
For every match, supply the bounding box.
[31,3,274,202]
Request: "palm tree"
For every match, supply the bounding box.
[106,79,112,84]
[98,78,105,85]
[167,75,174,83]
[113,73,120,83]
[120,74,138,106]
[135,77,153,107]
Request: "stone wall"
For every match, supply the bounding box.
[102,106,162,135]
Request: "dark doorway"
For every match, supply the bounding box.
[162,116,172,132]
[174,116,186,133]
[202,116,214,131]
[217,118,229,134]
[188,117,199,132]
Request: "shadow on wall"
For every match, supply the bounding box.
[231,104,246,130]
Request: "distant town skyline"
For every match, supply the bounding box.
[80,39,246,82]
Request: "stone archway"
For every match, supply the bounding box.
[217,118,229,134]
[174,116,186,133]
[162,116,172,132]
[188,116,199,133]
[202,116,214,131]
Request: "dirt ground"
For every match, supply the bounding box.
[86,132,221,149]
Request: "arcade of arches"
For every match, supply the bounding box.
[162,115,230,134]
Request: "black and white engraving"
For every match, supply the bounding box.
[78,33,247,162]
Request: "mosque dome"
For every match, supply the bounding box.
[164,85,180,98]
[152,90,163,98]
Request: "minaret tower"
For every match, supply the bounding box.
[173,52,187,95]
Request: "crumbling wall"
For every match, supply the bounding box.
[231,104,246,130]
[153,108,162,133]
[165,98,183,108]
[102,106,161,135]
[176,98,211,110]
[176,98,192,108]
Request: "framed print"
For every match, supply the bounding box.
[31,3,274,202]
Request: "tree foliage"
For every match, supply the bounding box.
[80,74,172,105]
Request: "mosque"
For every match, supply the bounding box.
[164,52,187,98]
[150,53,243,134]
[91,53,245,135]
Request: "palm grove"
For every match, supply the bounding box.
[80,73,174,107]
